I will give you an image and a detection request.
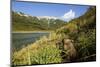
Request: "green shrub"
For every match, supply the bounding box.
[12,43,62,65]
[76,29,96,61]
[31,45,62,64]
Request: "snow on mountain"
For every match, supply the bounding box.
[17,12,59,20]
[36,16,58,20]
[17,12,29,17]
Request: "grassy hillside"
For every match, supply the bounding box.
[12,12,66,31]
[56,6,96,61]
[12,6,96,66]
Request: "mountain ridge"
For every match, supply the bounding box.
[12,11,66,31]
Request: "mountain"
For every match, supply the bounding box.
[12,11,66,31]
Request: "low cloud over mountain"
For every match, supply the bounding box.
[62,9,75,21]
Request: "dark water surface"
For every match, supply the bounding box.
[12,32,49,51]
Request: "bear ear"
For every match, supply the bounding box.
[71,40,74,42]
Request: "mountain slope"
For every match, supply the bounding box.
[12,12,66,31]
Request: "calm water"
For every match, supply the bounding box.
[12,32,49,51]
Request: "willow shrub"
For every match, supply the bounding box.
[76,29,96,61]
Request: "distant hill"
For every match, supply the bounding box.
[12,11,66,31]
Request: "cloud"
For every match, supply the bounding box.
[62,9,75,21]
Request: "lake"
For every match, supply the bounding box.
[12,32,49,51]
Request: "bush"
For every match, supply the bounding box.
[76,29,96,61]
[31,45,62,64]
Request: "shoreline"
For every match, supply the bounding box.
[12,31,54,33]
